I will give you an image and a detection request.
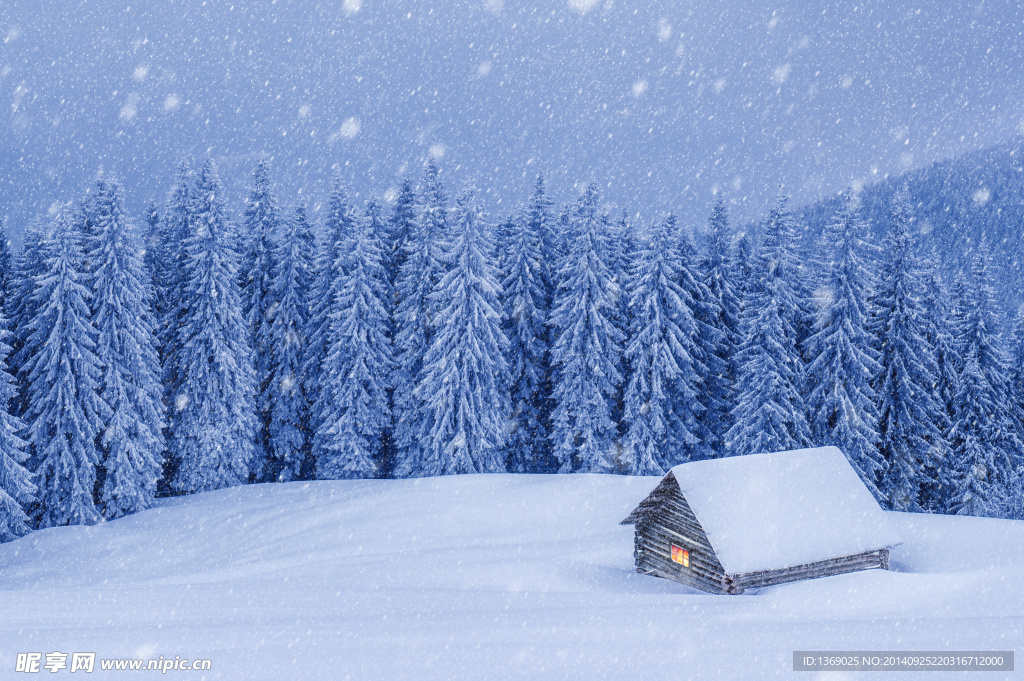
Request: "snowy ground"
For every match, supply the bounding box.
[0,474,1020,680]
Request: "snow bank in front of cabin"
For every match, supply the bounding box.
[669,446,900,574]
[0,474,1020,681]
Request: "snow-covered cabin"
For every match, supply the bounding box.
[621,446,900,594]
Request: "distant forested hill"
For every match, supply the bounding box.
[792,137,1024,311]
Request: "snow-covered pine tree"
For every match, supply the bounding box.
[732,232,755,312]
[419,158,449,242]
[24,208,109,527]
[141,199,164,305]
[919,251,958,512]
[363,199,392,309]
[0,309,33,542]
[156,162,194,488]
[390,162,449,478]
[700,197,742,457]
[548,184,623,473]
[608,213,638,459]
[923,250,960,424]
[169,158,256,494]
[386,179,417,293]
[87,176,165,519]
[526,174,557,296]
[956,239,1020,512]
[302,175,359,463]
[313,207,393,479]
[552,205,573,269]
[726,194,810,457]
[644,214,710,463]
[239,160,280,482]
[759,190,813,377]
[142,200,160,268]
[609,211,637,323]
[9,222,47,420]
[672,215,721,461]
[501,208,550,473]
[870,186,944,511]
[622,218,700,475]
[946,350,1001,517]
[1011,305,1024,430]
[803,190,884,496]
[415,186,509,476]
[265,205,316,482]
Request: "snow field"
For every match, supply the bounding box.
[0,474,1021,680]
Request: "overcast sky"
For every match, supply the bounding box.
[3,0,1023,233]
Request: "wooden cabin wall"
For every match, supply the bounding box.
[630,476,737,594]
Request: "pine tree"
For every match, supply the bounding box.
[727,193,810,456]
[732,232,756,312]
[609,211,637,327]
[1010,305,1024,428]
[386,179,417,294]
[803,190,884,495]
[391,162,449,477]
[950,240,1020,515]
[24,208,109,527]
[726,292,811,456]
[920,252,958,512]
[548,185,623,473]
[313,209,393,479]
[501,209,551,473]
[622,218,700,474]
[947,350,1000,516]
[609,212,639,466]
[526,174,557,297]
[303,176,359,466]
[169,158,256,493]
[239,160,280,481]
[700,197,742,457]
[142,200,161,279]
[673,215,720,460]
[156,162,194,488]
[9,224,46,421]
[923,251,960,424]
[265,206,316,482]
[87,177,165,518]
[0,310,33,542]
[416,187,509,475]
[870,187,943,511]
[759,190,813,362]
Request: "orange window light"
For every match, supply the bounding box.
[671,544,690,567]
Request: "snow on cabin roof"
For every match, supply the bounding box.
[665,446,900,575]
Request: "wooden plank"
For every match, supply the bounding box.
[638,522,717,558]
[638,564,731,595]
[642,507,713,545]
[729,549,889,589]
[638,495,717,547]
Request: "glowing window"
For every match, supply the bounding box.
[671,544,690,567]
